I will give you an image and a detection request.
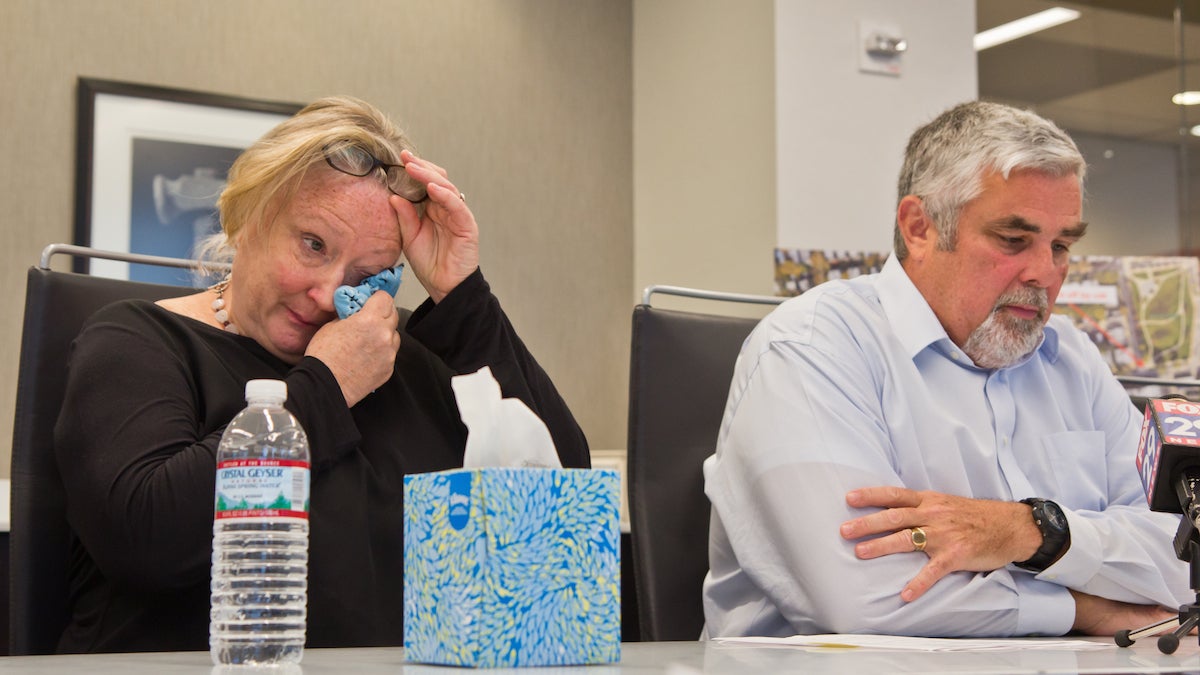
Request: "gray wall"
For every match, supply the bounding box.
[0,0,634,475]
[1071,132,1181,256]
[775,0,977,253]
[633,0,777,315]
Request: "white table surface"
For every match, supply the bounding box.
[2,638,1200,674]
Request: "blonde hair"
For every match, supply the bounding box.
[199,96,420,262]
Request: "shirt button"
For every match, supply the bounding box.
[951,352,960,360]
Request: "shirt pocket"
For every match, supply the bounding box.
[1040,430,1107,511]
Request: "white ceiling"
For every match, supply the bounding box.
[977,0,1200,145]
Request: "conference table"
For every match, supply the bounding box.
[2,637,1200,674]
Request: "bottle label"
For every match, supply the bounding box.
[214,459,310,520]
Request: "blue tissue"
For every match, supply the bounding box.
[333,265,403,319]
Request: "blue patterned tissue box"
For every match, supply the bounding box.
[403,468,621,667]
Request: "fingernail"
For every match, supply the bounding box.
[840,522,854,536]
[901,589,915,602]
[846,490,860,503]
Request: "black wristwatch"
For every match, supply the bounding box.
[1015,498,1070,573]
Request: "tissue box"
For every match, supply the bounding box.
[403,467,621,667]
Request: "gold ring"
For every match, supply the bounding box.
[910,527,928,552]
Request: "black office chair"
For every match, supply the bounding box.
[1116,375,1200,416]
[626,285,783,642]
[9,244,228,655]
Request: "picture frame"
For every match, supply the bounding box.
[74,78,302,285]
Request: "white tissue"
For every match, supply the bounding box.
[452,366,562,469]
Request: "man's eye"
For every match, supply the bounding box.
[302,236,325,253]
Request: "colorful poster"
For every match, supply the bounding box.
[774,249,886,296]
[1055,256,1200,380]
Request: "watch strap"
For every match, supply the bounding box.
[1015,498,1070,573]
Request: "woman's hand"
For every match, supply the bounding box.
[392,149,479,303]
[305,291,400,407]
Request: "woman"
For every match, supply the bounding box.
[53,96,590,653]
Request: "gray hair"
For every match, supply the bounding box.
[893,100,1085,260]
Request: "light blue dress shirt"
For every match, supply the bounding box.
[702,255,1191,638]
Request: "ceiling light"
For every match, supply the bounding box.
[1190,124,1200,137]
[974,7,1082,51]
[1175,91,1200,106]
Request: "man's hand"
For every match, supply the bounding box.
[839,486,1043,602]
[1070,590,1177,636]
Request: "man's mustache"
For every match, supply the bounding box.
[993,287,1049,321]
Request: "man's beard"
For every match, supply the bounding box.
[962,287,1049,369]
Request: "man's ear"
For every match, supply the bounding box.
[897,195,935,262]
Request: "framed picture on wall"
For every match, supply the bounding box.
[74,78,302,285]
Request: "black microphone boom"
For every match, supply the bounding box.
[1178,469,1200,535]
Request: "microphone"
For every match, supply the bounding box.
[1124,396,1200,654]
[1136,397,1200,534]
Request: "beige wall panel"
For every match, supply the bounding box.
[0,0,633,476]
[633,0,777,316]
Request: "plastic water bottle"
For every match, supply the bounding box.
[210,379,310,666]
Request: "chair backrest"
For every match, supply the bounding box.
[1115,375,1200,416]
[627,286,782,642]
[9,245,223,655]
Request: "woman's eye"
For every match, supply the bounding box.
[351,270,381,286]
[302,236,325,254]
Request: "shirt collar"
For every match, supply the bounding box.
[875,254,949,360]
[874,253,1061,367]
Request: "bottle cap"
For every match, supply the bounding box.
[245,379,287,403]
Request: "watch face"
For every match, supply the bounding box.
[1043,502,1067,531]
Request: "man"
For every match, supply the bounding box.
[702,101,1190,638]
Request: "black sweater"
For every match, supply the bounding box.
[53,269,590,653]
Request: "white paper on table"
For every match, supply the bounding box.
[713,634,1114,652]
